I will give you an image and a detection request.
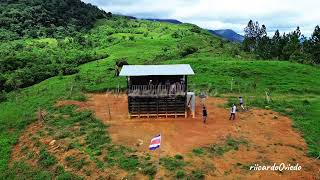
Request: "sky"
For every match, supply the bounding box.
[82,0,320,36]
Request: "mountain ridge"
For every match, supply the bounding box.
[142,18,244,42]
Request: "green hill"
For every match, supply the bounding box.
[0,0,109,41]
[0,8,319,179]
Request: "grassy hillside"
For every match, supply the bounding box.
[0,16,319,178]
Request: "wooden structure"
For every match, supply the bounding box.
[119,64,195,118]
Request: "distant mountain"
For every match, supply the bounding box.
[143,18,182,24]
[208,29,244,43]
[142,18,244,42]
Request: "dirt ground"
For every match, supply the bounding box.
[12,93,320,179]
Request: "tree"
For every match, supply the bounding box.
[271,30,282,59]
[282,27,301,60]
[243,20,268,52]
[309,25,320,64]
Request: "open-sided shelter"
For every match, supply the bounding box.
[119,64,195,118]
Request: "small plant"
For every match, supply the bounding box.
[192,148,205,156]
[38,148,57,168]
[160,156,186,171]
[141,164,157,178]
[190,170,205,179]
[176,170,185,179]
[119,156,139,171]
[65,156,88,170]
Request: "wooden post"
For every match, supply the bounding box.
[107,103,111,120]
[156,133,162,179]
[231,77,234,92]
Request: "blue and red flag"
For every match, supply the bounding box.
[149,134,161,150]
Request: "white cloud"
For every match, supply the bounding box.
[83,0,320,36]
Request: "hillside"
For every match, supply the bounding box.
[208,29,244,42]
[0,5,320,179]
[0,0,109,41]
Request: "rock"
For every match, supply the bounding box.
[137,139,143,146]
[49,140,56,146]
[273,115,278,119]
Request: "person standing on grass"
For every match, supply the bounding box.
[239,96,245,111]
[229,104,237,120]
[202,106,208,124]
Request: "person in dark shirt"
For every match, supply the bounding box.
[202,106,208,124]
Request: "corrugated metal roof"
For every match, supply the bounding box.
[119,64,195,76]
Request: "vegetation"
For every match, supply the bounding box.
[243,20,320,64]
[0,0,110,41]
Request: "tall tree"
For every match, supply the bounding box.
[282,26,302,60]
[271,30,282,59]
[309,25,320,64]
[243,20,268,53]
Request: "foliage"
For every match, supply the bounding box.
[0,0,110,41]
[243,20,320,64]
[205,136,248,156]
[38,148,57,168]
[160,156,186,171]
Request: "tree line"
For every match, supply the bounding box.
[243,20,320,64]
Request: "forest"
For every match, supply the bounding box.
[0,0,111,41]
[243,20,320,64]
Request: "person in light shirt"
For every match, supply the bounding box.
[229,104,237,120]
[239,96,246,111]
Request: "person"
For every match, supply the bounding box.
[200,91,206,105]
[202,106,208,124]
[239,97,245,111]
[229,104,237,120]
[169,83,177,95]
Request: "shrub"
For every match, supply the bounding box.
[38,148,57,168]
[180,46,198,57]
[174,154,184,160]
[176,170,185,179]
[190,25,201,33]
[142,165,157,177]
[192,148,205,156]
[65,156,88,170]
[160,156,186,171]
[85,129,111,150]
[119,156,139,171]
[190,170,205,179]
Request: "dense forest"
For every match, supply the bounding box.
[0,0,111,41]
[243,20,320,64]
[0,0,112,94]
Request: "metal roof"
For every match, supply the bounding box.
[119,64,195,76]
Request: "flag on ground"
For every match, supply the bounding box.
[149,134,161,150]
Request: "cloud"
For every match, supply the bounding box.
[83,0,320,36]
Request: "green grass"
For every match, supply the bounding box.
[204,137,248,156]
[160,156,187,171]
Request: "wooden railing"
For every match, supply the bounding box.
[128,84,185,97]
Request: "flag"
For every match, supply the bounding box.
[149,134,161,150]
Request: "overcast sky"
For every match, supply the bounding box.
[82,0,320,36]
